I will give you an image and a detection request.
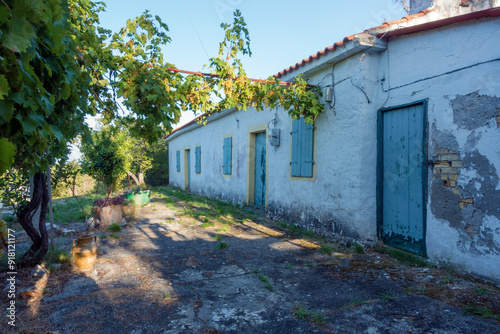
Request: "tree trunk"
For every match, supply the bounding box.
[19,171,50,267]
[138,172,144,186]
[29,176,41,234]
[46,151,54,247]
[126,171,141,186]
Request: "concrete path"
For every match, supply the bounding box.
[35,199,499,334]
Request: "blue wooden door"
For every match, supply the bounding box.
[254,132,266,206]
[379,102,427,256]
[186,149,191,189]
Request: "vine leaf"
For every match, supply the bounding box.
[0,75,9,99]
[0,100,14,124]
[0,138,15,175]
[3,14,34,53]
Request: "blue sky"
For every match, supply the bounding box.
[98,0,408,126]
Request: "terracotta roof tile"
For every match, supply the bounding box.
[273,6,498,79]
[164,113,205,139]
[274,11,432,78]
[276,5,500,78]
[274,34,359,78]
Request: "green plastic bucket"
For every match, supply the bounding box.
[125,190,151,206]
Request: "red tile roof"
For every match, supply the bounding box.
[164,113,205,139]
[275,6,500,78]
[274,9,433,78]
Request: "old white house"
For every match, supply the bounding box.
[167,0,500,280]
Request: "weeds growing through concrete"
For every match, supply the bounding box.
[376,245,428,267]
[292,303,326,325]
[215,241,228,250]
[293,304,308,319]
[376,290,399,302]
[201,222,215,228]
[473,287,492,296]
[343,299,370,309]
[258,274,274,292]
[319,244,333,255]
[353,242,365,254]
[464,304,500,320]
[108,223,122,232]
[44,245,72,271]
[440,275,454,285]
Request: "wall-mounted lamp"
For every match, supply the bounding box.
[269,129,280,147]
[324,87,333,103]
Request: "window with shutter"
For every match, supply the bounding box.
[176,150,180,172]
[290,118,314,178]
[223,137,232,175]
[195,146,201,173]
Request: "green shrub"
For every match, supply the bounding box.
[108,223,122,232]
[353,243,365,254]
[319,244,333,255]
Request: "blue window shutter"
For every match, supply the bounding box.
[290,118,314,177]
[176,150,180,172]
[290,119,301,177]
[301,121,314,177]
[195,146,201,173]
[223,137,232,175]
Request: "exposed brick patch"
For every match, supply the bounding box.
[497,109,500,128]
[433,148,473,210]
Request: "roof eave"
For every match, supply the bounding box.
[370,6,500,38]
[165,108,236,142]
[275,33,387,81]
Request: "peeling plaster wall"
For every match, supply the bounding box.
[377,17,500,279]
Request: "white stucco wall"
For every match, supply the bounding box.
[169,52,381,241]
[167,15,500,279]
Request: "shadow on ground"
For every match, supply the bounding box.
[5,191,500,334]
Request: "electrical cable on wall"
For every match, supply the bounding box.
[329,64,336,110]
[267,117,277,129]
[350,80,370,103]
[232,110,239,128]
[381,47,391,109]
[381,57,500,92]
[314,65,337,111]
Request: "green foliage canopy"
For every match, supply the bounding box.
[0,0,108,175]
[80,127,129,195]
[0,1,324,179]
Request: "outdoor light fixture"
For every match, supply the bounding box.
[269,129,280,147]
[325,87,333,103]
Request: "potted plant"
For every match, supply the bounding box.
[92,196,124,227]
[80,127,129,199]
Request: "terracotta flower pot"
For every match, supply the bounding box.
[97,204,122,227]
[72,235,98,271]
